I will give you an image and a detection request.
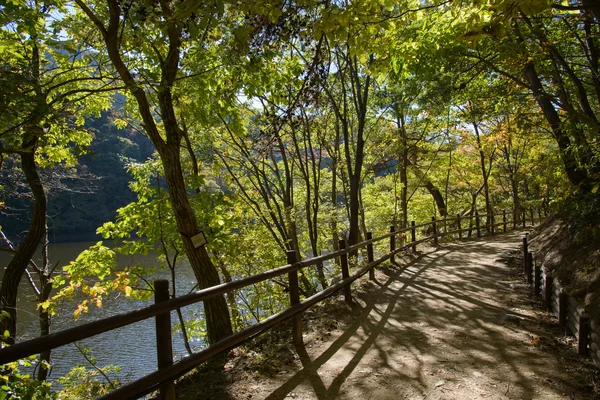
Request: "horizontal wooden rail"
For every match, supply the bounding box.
[0,223,412,365]
[411,220,433,230]
[100,246,400,400]
[0,207,533,400]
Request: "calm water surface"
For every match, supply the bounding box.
[0,241,203,385]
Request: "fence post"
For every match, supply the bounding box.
[443,215,447,237]
[545,271,553,312]
[367,232,375,281]
[527,251,533,284]
[475,211,481,238]
[286,250,303,346]
[578,315,590,355]
[558,292,568,329]
[432,216,438,246]
[411,221,416,253]
[467,214,473,238]
[457,213,462,239]
[154,279,175,400]
[339,239,353,306]
[390,226,396,264]
[503,209,507,233]
[534,262,541,296]
[522,236,528,275]
[490,213,495,236]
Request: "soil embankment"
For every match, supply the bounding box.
[528,216,600,324]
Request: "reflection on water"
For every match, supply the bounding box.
[0,240,204,386]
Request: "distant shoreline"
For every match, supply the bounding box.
[3,231,102,245]
[48,232,103,243]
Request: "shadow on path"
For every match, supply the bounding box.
[262,231,585,399]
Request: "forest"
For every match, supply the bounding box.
[1,0,600,397]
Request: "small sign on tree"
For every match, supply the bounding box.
[191,232,207,248]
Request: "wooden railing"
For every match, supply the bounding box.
[521,236,598,365]
[0,208,541,399]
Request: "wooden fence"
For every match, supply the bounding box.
[0,209,536,400]
[522,237,600,367]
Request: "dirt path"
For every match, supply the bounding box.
[179,231,598,399]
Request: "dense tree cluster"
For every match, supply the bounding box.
[1,0,599,393]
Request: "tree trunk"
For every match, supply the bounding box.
[336,54,369,249]
[36,278,52,381]
[423,180,447,217]
[358,189,368,242]
[474,123,493,233]
[331,150,340,254]
[216,260,243,332]
[286,218,314,295]
[158,143,232,345]
[77,0,234,346]
[524,62,591,189]
[347,170,361,247]
[0,142,46,344]
[400,129,409,230]
[405,157,447,217]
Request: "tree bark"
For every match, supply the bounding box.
[346,56,370,248]
[395,109,409,230]
[76,0,234,345]
[0,141,46,344]
[216,260,243,332]
[423,180,447,217]
[474,122,493,232]
[524,62,591,189]
[36,277,52,381]
[159,143,233,345]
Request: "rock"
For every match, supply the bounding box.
[434,379,446,388]
[503,313,522,324]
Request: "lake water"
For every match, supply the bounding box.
[0,241,204,387]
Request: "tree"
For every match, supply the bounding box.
[458,2,600,191]
[0,0,113,345]
[71,0,245,345]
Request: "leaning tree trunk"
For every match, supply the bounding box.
[0,142,46,344]
[524,62,592,189]
[76,0,235,346]
[159,143,233,345]
[423,180,447,217]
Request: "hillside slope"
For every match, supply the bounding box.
[528,201,600,323]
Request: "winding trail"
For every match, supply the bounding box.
[183,231,596,399]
